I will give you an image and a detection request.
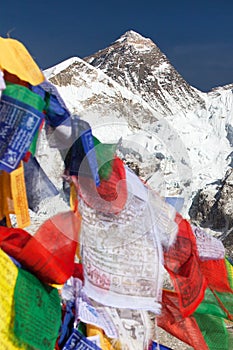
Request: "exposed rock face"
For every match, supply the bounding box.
[189,168,233,237]
[84,30,205,115]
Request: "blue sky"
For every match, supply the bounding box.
[1,0,233,91]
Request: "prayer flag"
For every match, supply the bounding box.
[0,37,44,85]
[14,268,61,350]
[157,290,209,350]
[0,248,29,349]
[0,94,44,172]
[164,213,207,317]
[10,161,30,228]
[63,329,101,349]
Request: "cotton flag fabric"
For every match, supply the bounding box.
[80,168,177,313]
[13,267,61,350]
[19,211,80,284]
[0,162,30,228]
[0,248,29,349]
[0,211,81,285]
[0,37,44,85]
[64,117,101,188]
[191,224,225,260]
[31,80,71,127]
[63,329,101,349]
[199,258,233,294]
[0,91,44,172]
[164,213,207,317]
[157,289,209,350]
[9,161,31,228]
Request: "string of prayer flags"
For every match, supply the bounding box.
[0,37,44,85]
[13,268,61,350]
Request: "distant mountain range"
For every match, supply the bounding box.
[43,30,233,219]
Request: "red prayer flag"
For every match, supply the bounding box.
[164,213,207,317]
[158,290,209,350]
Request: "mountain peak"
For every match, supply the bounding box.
[84,31,205,116]
[116,30,155,50]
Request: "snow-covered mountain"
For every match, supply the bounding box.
[43,30,233,217]
[84,30,205,116]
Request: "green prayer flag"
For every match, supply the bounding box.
[93,136,117,180]
[4,82,45,112]
[194,313,230,350]
[194,288,233,350]
[13,268,61,350]
[195,288,227,318]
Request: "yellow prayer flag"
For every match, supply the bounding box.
[0,170,14,226]
[0,248,27,349]
[0,37,44,86]
[10,162,30,228]
[86,324,117,350]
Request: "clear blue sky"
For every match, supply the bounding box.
[1,0,233,92]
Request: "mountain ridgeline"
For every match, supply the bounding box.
[44,30,233,234]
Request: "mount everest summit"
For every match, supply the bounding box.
[42,30,233,226]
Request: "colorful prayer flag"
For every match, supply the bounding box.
[0,37,44,85]
[0,94,44,172]
[164,213,207,317]
[13,268,61,350]
[63,329,101,349]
